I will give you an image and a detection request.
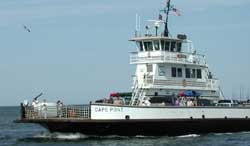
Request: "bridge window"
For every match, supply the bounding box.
[161,40,165,50]
[161,40,170,51]
[170,41,177,52]
[154,41,160,51]
[164,41,170,51]
[177,42,182,52]
[136,41,143,51]
[185,68,191,78]
[144,42,153,51]
[172,67,177,77]
[191,69,196,78]
[197,69,202,79]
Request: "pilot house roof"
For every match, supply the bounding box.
[129,34,187,42]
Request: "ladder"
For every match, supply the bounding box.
[130,80,145,106]
[135,88,145,106]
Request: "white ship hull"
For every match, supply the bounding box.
[16,104,250,136]
[91,104,250,120]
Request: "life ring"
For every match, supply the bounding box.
[177,54,186,58]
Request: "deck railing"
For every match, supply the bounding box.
[21,104,90,120]
[143,77,219,90]
[130,52,207,66]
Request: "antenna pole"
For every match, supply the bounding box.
[232,86,234,99]
[164,0,171,37]
[247,86,250,100]
[136,14,138,31]
[240,85,242,102]
[135,14,138,37]
[243,86,245,101]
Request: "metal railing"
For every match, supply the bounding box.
[130,52,207,66]
[22,105,90,120]
[143,78,219,90]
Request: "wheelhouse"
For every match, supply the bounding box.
[130,35,192,54]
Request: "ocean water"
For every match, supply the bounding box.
[1,106,250,146]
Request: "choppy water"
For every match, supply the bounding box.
[1,106,250,146]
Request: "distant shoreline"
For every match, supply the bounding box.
[0,106,19,108]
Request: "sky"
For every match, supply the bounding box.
[0,0,250,106]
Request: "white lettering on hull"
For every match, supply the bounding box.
[95,107,123,113]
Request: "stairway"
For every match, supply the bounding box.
[130,80,145,106]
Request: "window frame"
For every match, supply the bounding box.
[191,69,196,78]
[161,40,165,51]
[158,65,165,76]
[177,68,182,78]
[197,69,202,79]
[177,42,182,52]
[185,68,191,78]
[136,41,144,52]
[144,41,153,51]
[172,67,177,78]
[170,41,177,52]
[164,41,170,51]
[153,40,160,51]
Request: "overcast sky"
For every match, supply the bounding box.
[0,0,250,106]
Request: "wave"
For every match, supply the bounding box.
[33,132,162,140]
[177,134,200,138]
[238,131,250,134]
[33,132,88,140]
[214,132,233,136]
[33,133,202,140]
[214,131,250,136]
[135,135,151,138]
[32,133,132,140]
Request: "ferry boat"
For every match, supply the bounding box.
[15,0,250,136]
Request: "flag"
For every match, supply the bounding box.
[159,14,163,20]
[172,8,181,16]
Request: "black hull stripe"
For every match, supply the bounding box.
[15,118,250,136]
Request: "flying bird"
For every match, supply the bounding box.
[23,25,31,32]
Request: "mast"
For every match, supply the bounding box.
[248,84,250,100]
[163,0,171,37]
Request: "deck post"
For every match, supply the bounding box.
[66,106,68,118]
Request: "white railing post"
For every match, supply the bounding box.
[66,106,68,118]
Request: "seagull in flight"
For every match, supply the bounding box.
[23,25,31,32]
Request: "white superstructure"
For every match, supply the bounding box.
[129,4,222,106]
